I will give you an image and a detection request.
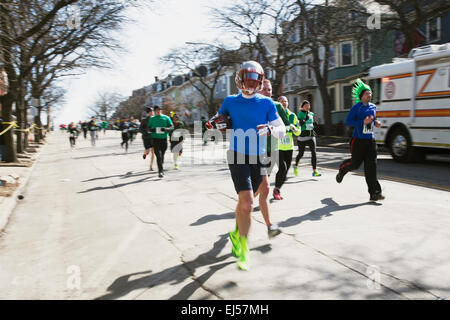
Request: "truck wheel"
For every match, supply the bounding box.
[388,128,424,162]
[389,128,412,162]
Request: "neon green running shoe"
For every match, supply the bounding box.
[228,229,241,257]
[237,236,249,271]
[174,164,179,170]
[293,166,298,176]
[237,249,249,271]
[312,170,321,177]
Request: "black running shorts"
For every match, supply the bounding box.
[143,137,153,149]
[227,150,264,194]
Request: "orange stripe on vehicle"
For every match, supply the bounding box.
[417,90,450,97]
[377,110,410,117]
[417,69,437,97]
[384,69,435,80]
[415,109,450,117]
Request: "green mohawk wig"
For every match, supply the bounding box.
[352,78,372,104]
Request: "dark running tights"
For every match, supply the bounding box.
[153,138,168,173]
[275,150,293,189]
[295,138,317,169]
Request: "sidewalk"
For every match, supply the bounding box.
[0,141,44,231]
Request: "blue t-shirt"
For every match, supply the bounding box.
[345,102,377,139]
[219,93,279,155]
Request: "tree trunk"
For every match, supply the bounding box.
[272,70,284,100]
[16,99,24,154]
[318,84,333,136]
[0,95,18,162]
[47,105,51,132]
[23,101,29,149]
[35,105,43,142]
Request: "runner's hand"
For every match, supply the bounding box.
[257,124,272,136]
[364,115,374,125]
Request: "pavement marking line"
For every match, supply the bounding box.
[81,222,144,297]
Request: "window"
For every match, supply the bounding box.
[427,17,441,43]
[362,38,370,62]
[290,31,297,43]
[329,87,336,111]
[329,46,336,69]
[340,42,353,66]
[307,59,312,80]
[343,85,353,109]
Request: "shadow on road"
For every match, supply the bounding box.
[82,170,156,182]
[95,234,272,300]
[279,197,377,228]
[72,150,141,160]
[77,175,158,193]
[190,211,235,226]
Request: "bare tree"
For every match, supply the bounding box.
[369,0,450,54]
[212,0,307,97]
[0,0,78,162]
[292,0,375,134]
[89,91,123,120]
[160,41,243,117]
[0,0,151,162]
[112,94,146,120]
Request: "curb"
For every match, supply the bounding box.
[0,143,45,232]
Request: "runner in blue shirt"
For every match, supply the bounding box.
[336,79,385,202]
[206,61,286,270]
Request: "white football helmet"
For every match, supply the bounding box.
[235,61,265,95]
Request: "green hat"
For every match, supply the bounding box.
[352,78,372,104]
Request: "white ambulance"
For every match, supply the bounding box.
[367,43,450,162]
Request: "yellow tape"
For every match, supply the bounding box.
[0,123,17,136]
[32,123,46,130]
[14,128,31,133]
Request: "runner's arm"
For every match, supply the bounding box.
[268,117,286,139]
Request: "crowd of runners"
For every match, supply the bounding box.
[61,60,385,271]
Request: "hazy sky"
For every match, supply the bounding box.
[55,0,235,124]
[54,0,385,125]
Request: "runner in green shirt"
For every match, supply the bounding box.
[148,106,174,178]
[294,100,321,177]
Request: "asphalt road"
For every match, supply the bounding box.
[0,131,449,300]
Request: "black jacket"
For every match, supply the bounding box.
[139,117,152,139]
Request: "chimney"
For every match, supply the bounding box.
[155,76,159,82]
